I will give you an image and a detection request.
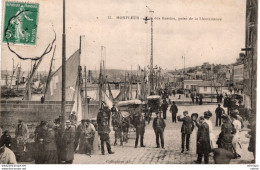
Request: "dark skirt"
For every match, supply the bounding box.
[35,143,45,164]
[44,150,58,164]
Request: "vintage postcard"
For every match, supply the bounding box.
[0,0,258,167]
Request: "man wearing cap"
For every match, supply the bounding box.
[191,93,195,104]
[75,119,86,153]
[193,116,211,164]
[98,117,114,155]
[112,111,123,146]
[121,114,131,143]
[0,137,17,164]
[103,106,111,126]
[61,120,76,164]
[15,119,29,159]
[97,108,111,126]
[215,104,225,126]
[97,108,104,126]
[111,104,117,115]
[219,93,223,103]
[153,112,166,148]
[199,94,203,105]
[177,111,194,153]
[84,119,95,156]
[161,100,168,120]
[170,101,178,123]
[69,111,77,125]
[134,113,146,148]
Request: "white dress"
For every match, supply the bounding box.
[232,120,241,144]
[204,119,216,149]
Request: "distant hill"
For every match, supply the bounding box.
[1,68,175,82]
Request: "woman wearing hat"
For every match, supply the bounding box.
[204,111,216,149]
[44,122,58,164]
[216,114,235,152]
[230,110,241,158]
[34,121,47,164]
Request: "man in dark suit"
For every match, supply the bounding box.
[69,111,77,125]
[153,111,166,148]
[191,93,195,104]
[177,111,194,153]
[61,120,76,164]
[134,113,146,148]
[194,116,211,164]
[199,94,203,105]
[111,104,117,114]
[215,104,225,126]
[161,100,168,120]
[170,101,178,123]
[97,109,114,155]
[103,106,111,126]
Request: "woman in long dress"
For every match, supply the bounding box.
[230,111,242,158]
[44,122,58,164]
[91,120,100,154]
[204,111,216,149]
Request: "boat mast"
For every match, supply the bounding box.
[84,66,89,118]
[61,0,66,131]
[99,46,104,109]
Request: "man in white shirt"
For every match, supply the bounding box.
[0,137,17,164]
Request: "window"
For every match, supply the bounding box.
[186,85,189,89]
[204,87,207,91]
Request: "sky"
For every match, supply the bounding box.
[1,0,246,72]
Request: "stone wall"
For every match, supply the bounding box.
[0,100,99,133]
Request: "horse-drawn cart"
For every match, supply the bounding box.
[146,95,162,123]
[116,99,145,139]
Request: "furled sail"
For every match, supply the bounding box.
[45,50,80,101]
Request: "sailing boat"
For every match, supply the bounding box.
[96,47,113,109]
[44,37,85,123]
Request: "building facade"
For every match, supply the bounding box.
[183,80,203,91]
[243,0,257,111]
[233,63,244,90]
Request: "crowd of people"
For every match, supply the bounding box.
[0,93,256,164]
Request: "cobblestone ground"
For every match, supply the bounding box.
[74,104,254,164]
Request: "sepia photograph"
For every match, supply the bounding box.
[0,0,258,167]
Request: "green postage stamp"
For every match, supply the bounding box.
[2,1,39,45]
